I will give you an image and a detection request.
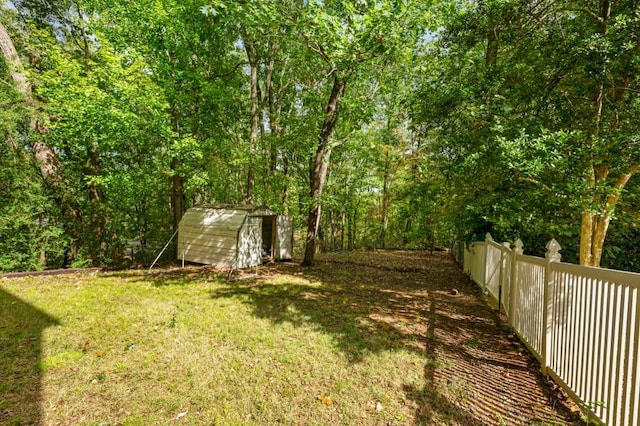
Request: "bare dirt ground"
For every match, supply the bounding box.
[261,250,582,425]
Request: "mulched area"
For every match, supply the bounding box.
[262,250,581,425]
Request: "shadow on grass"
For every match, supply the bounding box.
[113,266,225,288]
[208,253,483,421]
[207,251,577,425]
[209,253,466,362]
[0,287,59,424]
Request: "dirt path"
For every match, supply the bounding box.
[266,250,580,425]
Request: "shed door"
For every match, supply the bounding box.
[237,217,262,268]
[275,215,293,260]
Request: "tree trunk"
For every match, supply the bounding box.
[0,21,62,186]
[379,150,391,249]
[171,157,184,233]
[302,74,347,266]
[485,27,498,67]
[347,204,354,251]
[87,141,106,263]
[340,210,345,250]
[0,20,84,266]
[170,102,184,234]
[350,199,358,250]
[267,45,280,175]
[577,1,622,268]
[579,165,638,267]
[0,21,30,96]
[244,40,259,205]
[302,144,332,265]
[282,156,290,213]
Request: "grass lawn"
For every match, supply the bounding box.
[1,256,429,425]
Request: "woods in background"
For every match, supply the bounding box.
[1,0,639,272]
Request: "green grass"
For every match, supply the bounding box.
[0,266,427,425]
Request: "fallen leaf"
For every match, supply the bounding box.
[379,321,392,330]
[318,395,333,405]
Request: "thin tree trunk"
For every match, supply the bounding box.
[340,210,345,250]
[379,150,391,249]
[350,199,358,250]
[267,45,280,175]
[347,204,354,251]
[282,156,290,214]
[87,141,106,263]
[171,158,184,232]
[302,143,332,265]
[170,104,184,234]
[485,25,498,67]
[243,39,276,205]
[244,40,259,205]
[302,74,347,266]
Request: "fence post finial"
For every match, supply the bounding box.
[514,239,524,255]
[545,239,562,262]
[541,238,561,377]
[485,232,494,242]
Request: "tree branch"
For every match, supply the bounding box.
[516,175,553,192]
[209,61,247,79]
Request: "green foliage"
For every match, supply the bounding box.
[10,0,637,273]
[0,159,67,272]
[0,19,66,271]
[409,0,640,268]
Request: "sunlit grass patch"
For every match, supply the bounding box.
[1,267,427,425]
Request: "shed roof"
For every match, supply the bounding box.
[179,205,277,233]
[191,204,277,216]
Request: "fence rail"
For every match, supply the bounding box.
[452,234,640,425]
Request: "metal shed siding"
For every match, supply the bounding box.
[275,215,293,260]
[236,216,262,269]
[178,208,248,267]
[178,206,293,269]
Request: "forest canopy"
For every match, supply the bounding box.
[1,0,639,272]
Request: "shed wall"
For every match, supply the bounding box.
[178,207,293,268]
[178,208,246,267]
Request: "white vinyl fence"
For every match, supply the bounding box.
[451,234,640,425]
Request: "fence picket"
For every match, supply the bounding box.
[508,240,523,328]
[622,288,637,425]
[585,275,597,406]
[456,237,640,425]
[630,291,640,426]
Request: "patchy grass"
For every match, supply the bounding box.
[0,251,579,425]
[1,264,423,425]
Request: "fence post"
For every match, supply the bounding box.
[542,238,561,376]
[484,233,493,294]
[470,242,476,278]
[508,239,524,328]
[499,242,510,313]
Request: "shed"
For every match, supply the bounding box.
[177,205,293,269]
